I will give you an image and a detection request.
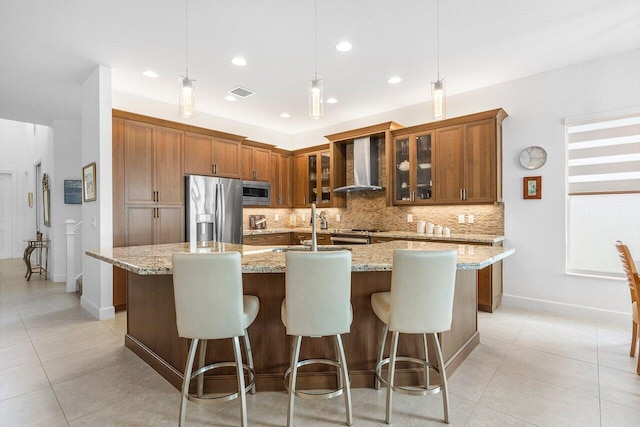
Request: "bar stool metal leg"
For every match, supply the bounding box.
[180,338,199,427]
[385,331,400,424]
[334,335,344,391]
[335,334,353,426]
[432,333,450,424]
[243,333,256,394]
[196,340,208,397]
[287,336,303,427]
[232,336,248,427]
[375,324,389,390]
[423,333,430,390]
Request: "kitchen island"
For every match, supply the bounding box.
[87,241,514,392]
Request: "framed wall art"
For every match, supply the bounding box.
[523,176,542,199]
[42,173,51,227]
[82,162,97,202]
[64,180,82,204]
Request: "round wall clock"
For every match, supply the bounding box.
[519,146,547,170]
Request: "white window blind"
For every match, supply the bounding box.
[566,112,640,277]
[567,115,640,195]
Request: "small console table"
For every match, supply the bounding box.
[23,237,49,281]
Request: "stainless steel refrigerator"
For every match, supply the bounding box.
[185,175,243,245]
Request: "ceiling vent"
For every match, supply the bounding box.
[228,86,255,98]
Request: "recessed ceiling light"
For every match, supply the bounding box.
[224,95,237,101]
[280,113,290,118]
[231,57,247,66]
[336,41,352,52]
[142,70,159,78]
[388,76,402,84]
[326,97,338,104]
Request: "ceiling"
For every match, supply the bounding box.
[1,0,639,134]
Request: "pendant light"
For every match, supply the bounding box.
[179,0,195,118]
[430,0,445,120]
[309,0,323,120]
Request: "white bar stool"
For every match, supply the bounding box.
[172,252,260,427]
[371,249,457,424]
[282,250,353,427]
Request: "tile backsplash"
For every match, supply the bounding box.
[245,192,503,235]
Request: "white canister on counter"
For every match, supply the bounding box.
[417,220,426,234]
[443,227,451,237]
[426,222,435,234]
[434,225,443,235]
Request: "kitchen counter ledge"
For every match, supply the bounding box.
[87,240,514,275]
[243,228,504,244]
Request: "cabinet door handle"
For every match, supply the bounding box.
[303,197,306,205]
[157,208,160,218]
[460,189,464,200]
[212,164,215,174]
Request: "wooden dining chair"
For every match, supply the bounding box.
[616,241,640,375]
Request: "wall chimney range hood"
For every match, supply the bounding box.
[333,136,383,193]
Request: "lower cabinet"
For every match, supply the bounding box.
[293,232,332,245]
[370,236,502,312]
[244,233,292,246]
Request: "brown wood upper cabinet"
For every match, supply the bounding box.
[124,120,184,206]
[184,132,241,178]
[292,153,308,207]
[292,149,331,208]
[241,145,271,181]
[435,119,498,203]
[391,131,435,205]
[391,109,507,205]
[270,152,292,207]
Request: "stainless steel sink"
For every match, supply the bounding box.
[272,245,351,253]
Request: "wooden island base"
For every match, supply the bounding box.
[125,269,479,393]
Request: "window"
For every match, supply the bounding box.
[566,111,640,277]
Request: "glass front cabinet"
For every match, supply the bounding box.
[393,132,434,205]
[307,151,331,208]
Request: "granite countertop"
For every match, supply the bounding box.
[243,228,503,244]
[87,241,514,275]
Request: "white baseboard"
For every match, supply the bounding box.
[80,296,115,320]
[502,294,631,324]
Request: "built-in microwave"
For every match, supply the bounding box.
[242,180,271,206]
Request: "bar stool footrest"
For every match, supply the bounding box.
[187,361,255,403]
[375,356,443,396]
[284,358,349,400]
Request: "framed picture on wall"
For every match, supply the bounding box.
[64,180,82,204]
[523,176,542,199]
[82,162,97,202]
[42,173,51,227]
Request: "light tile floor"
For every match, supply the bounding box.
[1,258,639,426]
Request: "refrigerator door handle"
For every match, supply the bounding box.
[215,183,225,242]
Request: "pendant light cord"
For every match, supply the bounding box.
[185,0,189,78]
[436,0,440,81]
[314,0,318,80]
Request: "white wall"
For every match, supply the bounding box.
[0,119,52,258]
[50,120,82,282]
[81,65,114,320]
[113,91,294,149]
[293,48,640,322]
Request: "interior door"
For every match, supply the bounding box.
[0,173,13,259]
